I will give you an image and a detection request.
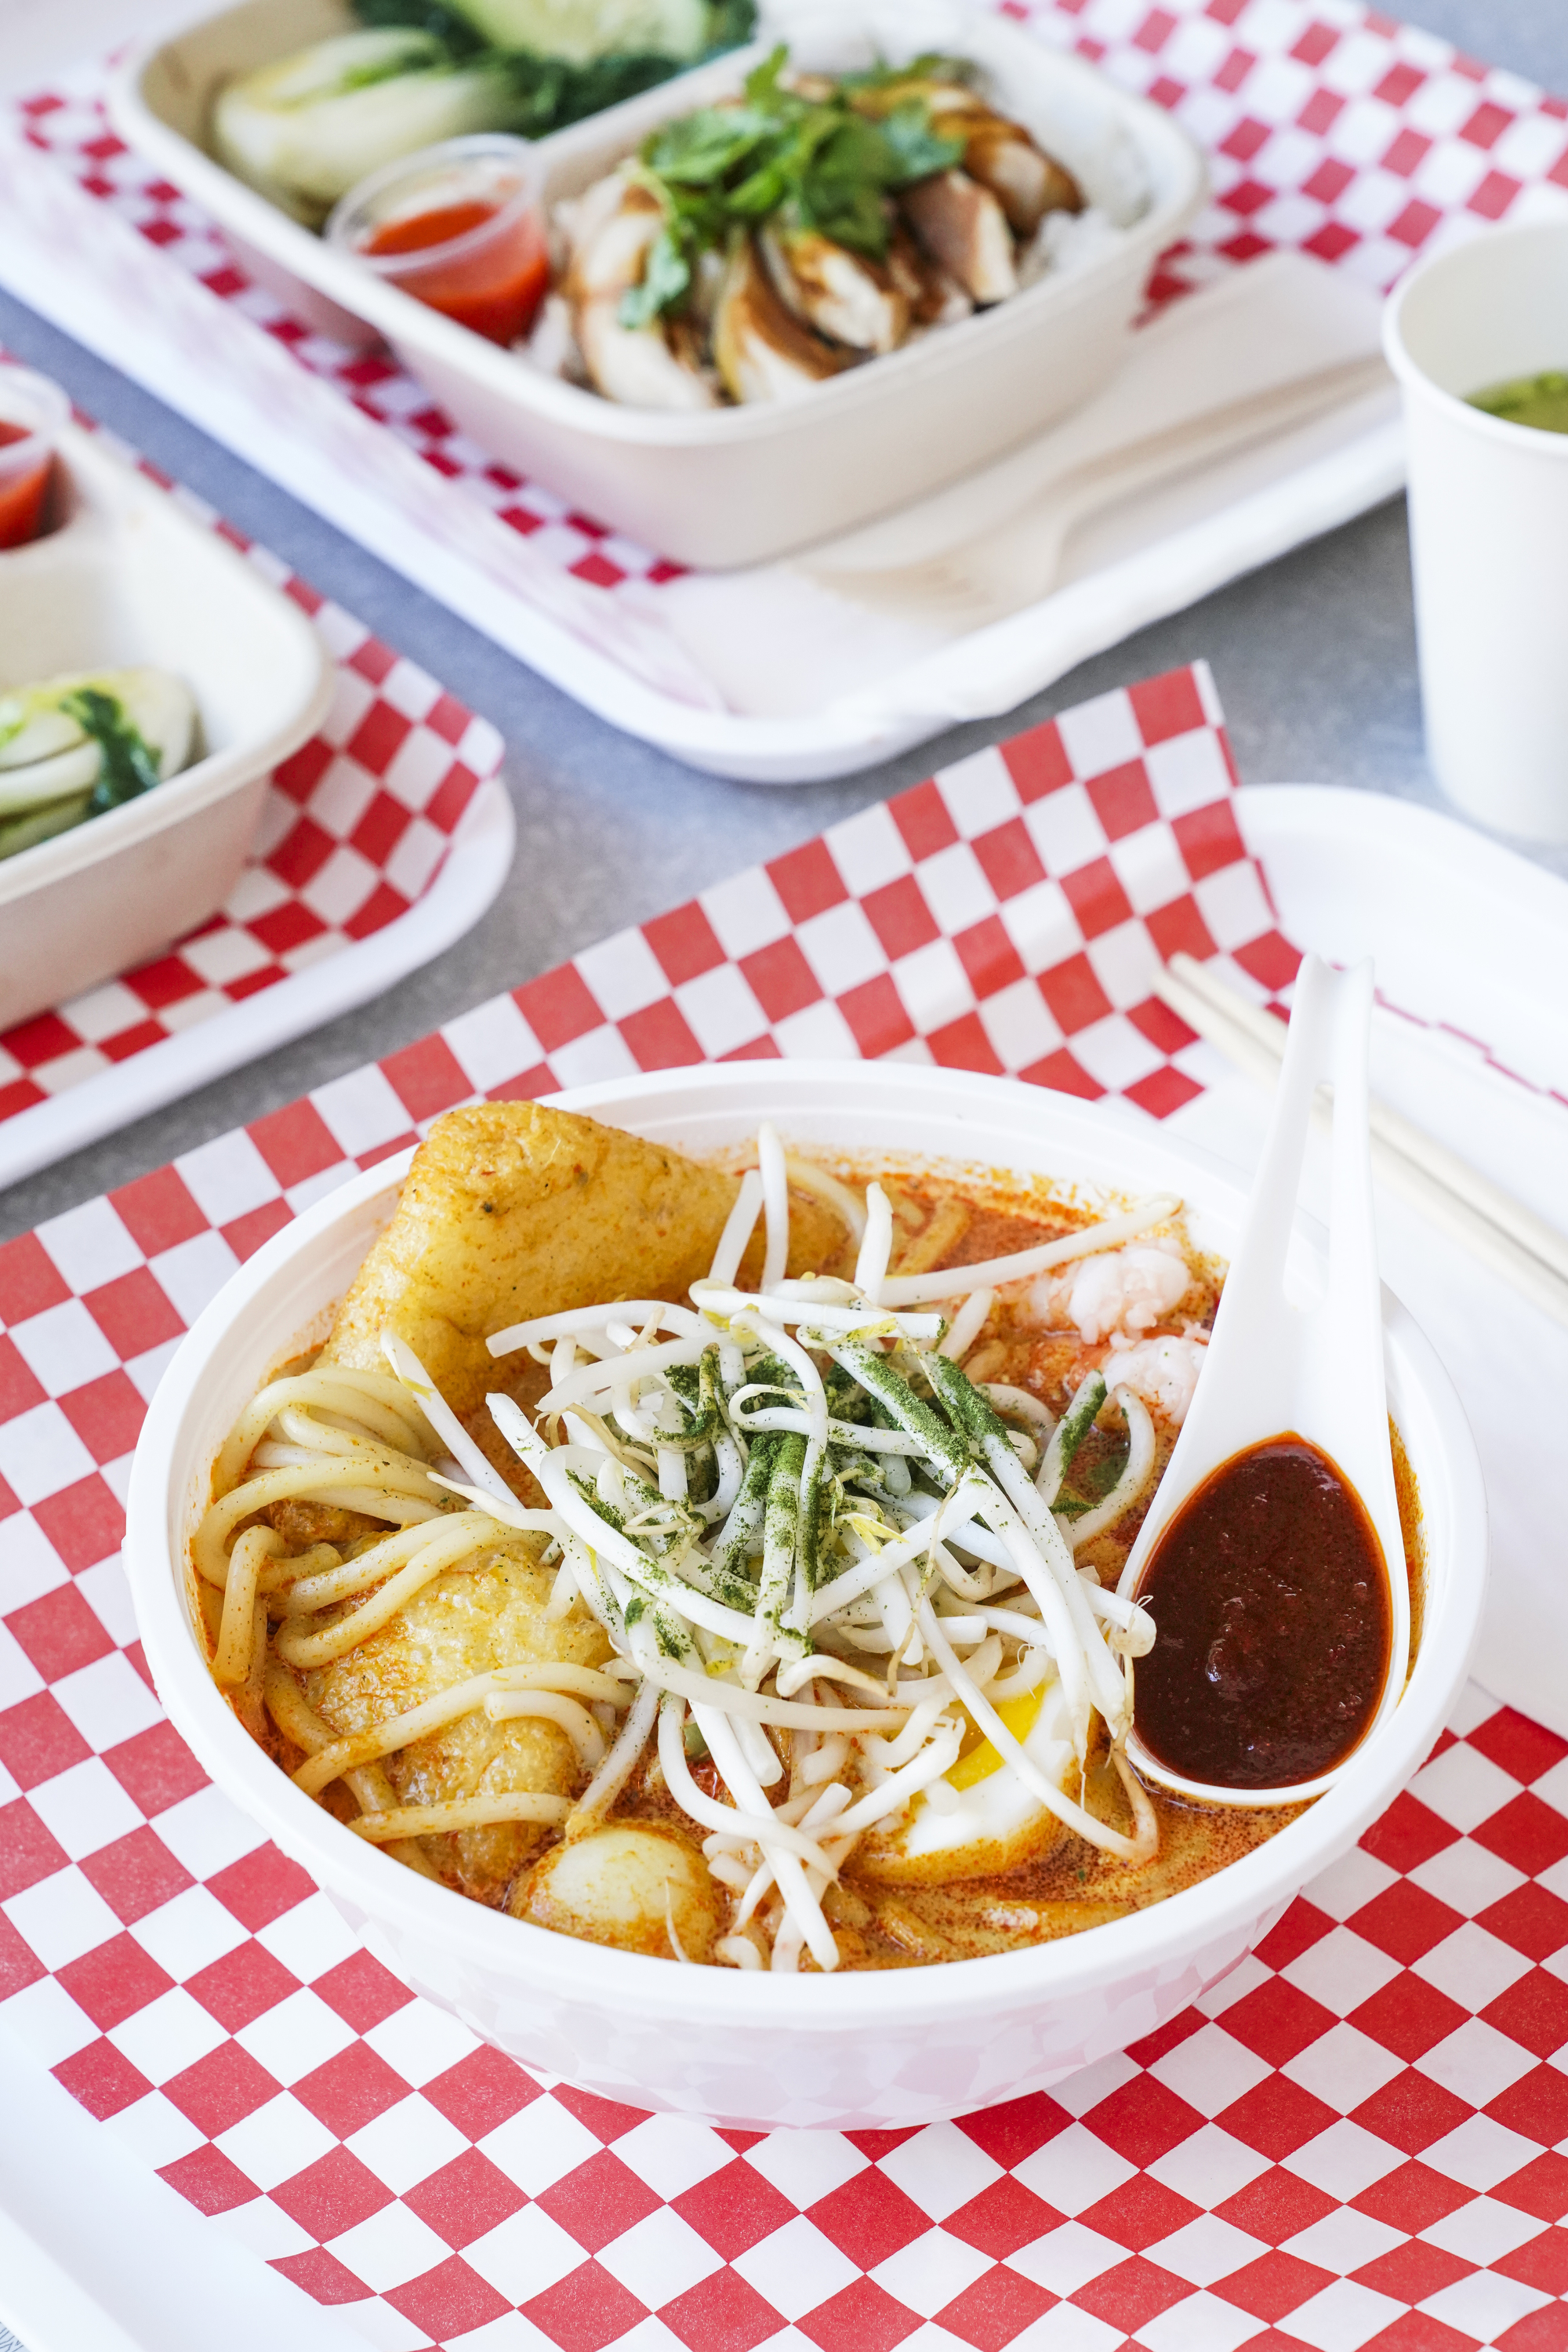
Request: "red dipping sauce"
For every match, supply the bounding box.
[0,419,55,550]
[361,197,550,347]
[1133,1435,1393,1791]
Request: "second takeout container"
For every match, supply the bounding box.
[0,421,335,1031]
[111,0,1206,568]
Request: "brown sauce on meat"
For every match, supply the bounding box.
[1133,1436,1392,1790]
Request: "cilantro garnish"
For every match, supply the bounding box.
[60,688,164,815]
[619,45,967,326]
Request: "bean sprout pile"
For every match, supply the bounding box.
[198,1129,1189,1973]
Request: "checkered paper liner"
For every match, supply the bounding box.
[13,0,1568,600]
[3,660,1567,2352]
[0,422,503,1136]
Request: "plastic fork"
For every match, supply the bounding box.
[1115,953,1410,1806]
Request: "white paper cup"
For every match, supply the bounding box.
[1384,222,1568,843]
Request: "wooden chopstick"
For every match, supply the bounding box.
[1171,954,1568,1283]
[1156,953,1568,1330]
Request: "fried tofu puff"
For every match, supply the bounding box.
[321,1101,850,1422]
[306,1535,608,1904]
[521,1824,719,1958]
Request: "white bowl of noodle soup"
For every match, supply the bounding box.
[124,1061,1486,2129]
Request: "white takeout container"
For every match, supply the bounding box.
[124,1061,1486,2132]
[111,1,1206,568]
[0,419,334,1031]
[1384,220,1568,845]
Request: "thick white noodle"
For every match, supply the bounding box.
[483,1690,607,1773]
[694,1428,745,1526]
[984,1383,1056,1441]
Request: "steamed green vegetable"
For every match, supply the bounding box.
[212,28,524,225]
[213,3,759,227]
[452,0,709,67]
[0,669,195,864]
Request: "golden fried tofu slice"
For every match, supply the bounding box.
[321,1102,847,1417]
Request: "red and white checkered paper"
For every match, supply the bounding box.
[0,425,503,1135]
[13,0,1568,596]
[2,661,1566,2352]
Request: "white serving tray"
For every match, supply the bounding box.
[2,778,1566,2352]
[0,774,515,1190]
[0,31,1402,784]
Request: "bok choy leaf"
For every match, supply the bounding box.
[212,28,524,226]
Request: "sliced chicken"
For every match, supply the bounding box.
[852,75,1082,238]
[565,175,662,303]
[760,225,909,354]
[963,121,1083,236]
[575,299,718,409]
[900,171,1018,306]
[712,237,854,404]
[566,174,717,412]
[887,226,973,331]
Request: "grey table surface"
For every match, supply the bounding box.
[0,10,1563,2345]
[2,0,1566,1249]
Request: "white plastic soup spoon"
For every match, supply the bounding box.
[1115,953,1410,1807]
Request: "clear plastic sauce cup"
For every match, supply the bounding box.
[327,134,550,349]
[0,367,71,550]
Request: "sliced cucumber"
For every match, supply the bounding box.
[0,668,195,820]
[452,0,709,68]
[0,793,93,863]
